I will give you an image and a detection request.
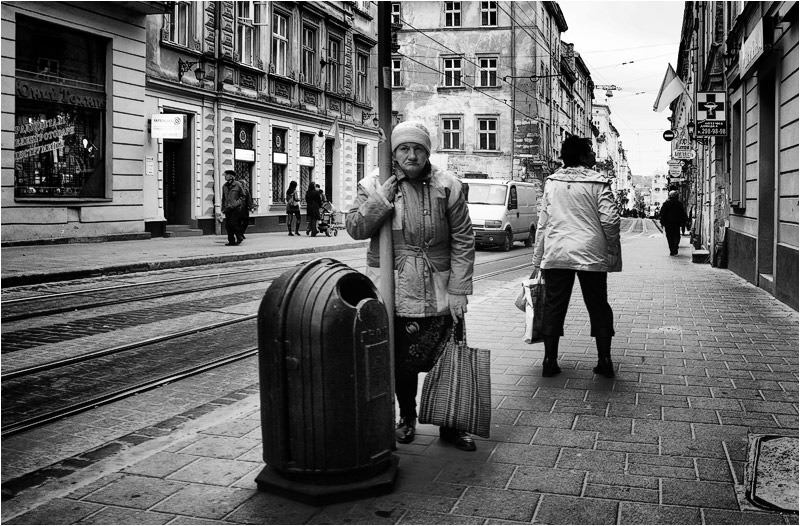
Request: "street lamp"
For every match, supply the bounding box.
[362,112,379,127]
[686,120,709,145]
[178,58,204,83]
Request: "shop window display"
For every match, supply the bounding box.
[13,16,107,199]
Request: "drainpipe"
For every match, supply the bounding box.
[510,2,516,179]
[213,2,222,235]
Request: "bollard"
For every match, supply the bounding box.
[255,258,398,505]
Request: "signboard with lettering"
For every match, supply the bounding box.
[696,92,727,137]
[151,114,186,139]
[673,149,696,160]
[740,19,765,77]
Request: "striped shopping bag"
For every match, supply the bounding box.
[418,320,491,438]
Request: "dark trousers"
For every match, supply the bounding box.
[664,224,681,254]
[541,269,615,338]
[225,210,243,243]
[287,210,301,232]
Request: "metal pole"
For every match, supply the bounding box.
[377,2,395,397]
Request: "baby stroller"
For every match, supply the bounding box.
[317,202,343,237]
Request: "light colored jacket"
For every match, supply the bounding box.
[346,163,475,317]
[532,167,622,272]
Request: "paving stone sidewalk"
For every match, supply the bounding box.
[2,230,798,525]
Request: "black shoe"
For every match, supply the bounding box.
[395,418,416,444]
[241,234,246,240]
[225,242,239,246]
[289,232,294,236]
[236,237,244,244]
[295,231,300,236]
[593,356,615,378]
[542,357,561,377]
[439,427,476,451]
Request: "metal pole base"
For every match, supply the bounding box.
[255,454,399,506]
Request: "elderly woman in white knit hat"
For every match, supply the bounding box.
[346,120,477,451]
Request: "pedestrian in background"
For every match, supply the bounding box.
[532,136,621,378]
[285,180,301,236]
[346,120,477,451]
[305,182,322,236]
[221,170,245,246]
[660,190,688,256]
[316,184,327,204]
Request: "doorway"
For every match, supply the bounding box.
[162,137,193,225]
[757,71,776,289]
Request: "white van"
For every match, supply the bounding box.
[461,179,539,251]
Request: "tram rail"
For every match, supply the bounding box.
[1,252,534,438]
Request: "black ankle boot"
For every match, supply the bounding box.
[593,336,615,378]
[542,335,561,377]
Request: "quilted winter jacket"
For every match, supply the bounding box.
[532,167,622,272]
[346,163,475,317]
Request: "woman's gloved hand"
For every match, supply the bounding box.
[379,175,398,203]
[449,294,469,322]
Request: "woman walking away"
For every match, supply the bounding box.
[285,181,301,236]
[305,182,322,236]
[531,136,622,379]
[346,121,477,451]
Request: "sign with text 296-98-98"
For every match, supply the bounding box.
[696,92,727,137]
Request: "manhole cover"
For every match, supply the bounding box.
[745,434,798,512]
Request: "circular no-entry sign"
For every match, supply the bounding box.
[663,130,676,141]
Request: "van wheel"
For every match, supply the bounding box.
[501,231,513,252]
[525,229,535,247]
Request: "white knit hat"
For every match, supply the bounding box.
[391,121,431,154]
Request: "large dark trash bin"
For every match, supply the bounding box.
[255,258,398,505]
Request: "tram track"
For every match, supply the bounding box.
[1,252,534,438]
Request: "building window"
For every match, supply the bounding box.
[272,13,288,77]
[391,57,403,87]
[445,2,461,27]
[391,3,401,24]
[236,1,257,66]
[326,36,341,92]
[271,128,287,203]
[164,2,191,46]
[442,117,462,150]
[299,132,314,201]
[356,53,368,102]
[302,26,317,84]
[481,1,498,27]
[14,16,107,200]
[443,57,462,87]
[477,118,498,150]
[357,144,366,182]
[478,57,498,87]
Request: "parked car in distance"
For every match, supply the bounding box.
[461,179,539,251]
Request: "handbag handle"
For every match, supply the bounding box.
[453,316,467,344]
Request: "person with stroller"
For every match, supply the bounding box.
[304,182,322,236]
[346,120,477,452]
[286,181,301,236]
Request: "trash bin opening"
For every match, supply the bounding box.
[337,274,379,308]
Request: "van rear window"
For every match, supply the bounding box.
[465,184,507,205]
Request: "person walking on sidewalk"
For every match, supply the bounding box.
[285,180,301,236]
[532,136,622,378]
[346,120,477,451]
[221,170,245,246]
[305,182,322,236]
[660,190,688,256]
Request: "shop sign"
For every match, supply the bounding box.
[16,79,106,110]
[235,148,254,162]
[740,19,765,77]
[673,149,696,160]
[273,152,288,165]
[151,114,186,139]
[696,92,727,136]
[298,156,315,167]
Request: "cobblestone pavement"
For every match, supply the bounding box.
[2,226,798,524]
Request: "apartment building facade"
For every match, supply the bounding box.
[670,1,798,309]
[3,1,381,243]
